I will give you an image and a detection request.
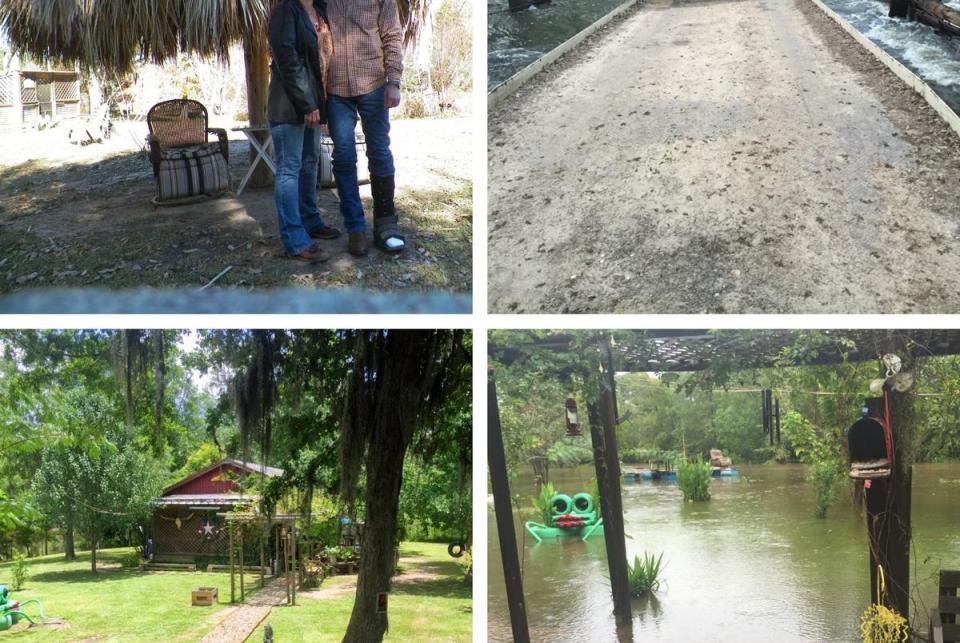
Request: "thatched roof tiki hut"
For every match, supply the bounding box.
[0,0,426,187]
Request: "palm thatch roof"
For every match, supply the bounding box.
[0,0,423,74]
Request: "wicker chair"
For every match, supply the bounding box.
[146,99,229,177]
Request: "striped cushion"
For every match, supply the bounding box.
[320,134,368,188]
[156,144,229,201]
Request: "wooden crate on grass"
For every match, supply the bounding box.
[192,587,219,606]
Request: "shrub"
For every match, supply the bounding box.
[627,551,664,597]
[12,553,27,590]
[120,551,141,568]
[809,458,844,519]
[530,482,557,524]
[676,456,711,502]
[546,440,593,467]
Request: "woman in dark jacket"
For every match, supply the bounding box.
[268,0,337,262]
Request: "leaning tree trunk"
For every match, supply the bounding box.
[342,331,448,642]
[343,427,408,642]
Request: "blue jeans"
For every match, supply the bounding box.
[270,122,326,255]
[327,84,395,234]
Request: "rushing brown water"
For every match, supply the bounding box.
[488,463,960,641]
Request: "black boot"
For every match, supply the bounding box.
[371,175,405,254]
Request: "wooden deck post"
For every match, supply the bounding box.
[889,0,909,18]
[229,521,235,603]
[239,525,245,602]
[865,334,914,620]
[488,376,531,643]
[242,28,273,188]
[290,525,297,606]
[587,333,633,634]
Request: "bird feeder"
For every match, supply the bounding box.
[565,398,582,437]
[847,393,893,480]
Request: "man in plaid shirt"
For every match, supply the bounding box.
[326,0,406,256]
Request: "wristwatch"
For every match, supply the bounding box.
[386,79,401,88]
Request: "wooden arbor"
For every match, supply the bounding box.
[223,512,299,605]
[489,329,960,639]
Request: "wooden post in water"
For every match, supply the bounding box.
[586,334,633,634]
[889,0,909,19]
[488,376,531,643]
[865,334,913,620]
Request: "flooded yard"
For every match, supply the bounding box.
[489,463,960,641]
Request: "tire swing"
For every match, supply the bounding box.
[448,450,470,560]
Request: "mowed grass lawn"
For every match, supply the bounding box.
[251,541,472,642]
[0,547,262,642]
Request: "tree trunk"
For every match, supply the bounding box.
[342,412,408,641]
[90,540,98,573]
[243,29,273,188]
[342,331,445,643]
[64,520,76,560]
[866,334,914,620]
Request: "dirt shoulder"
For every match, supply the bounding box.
[0,116,471,297]
[488,0,960,313]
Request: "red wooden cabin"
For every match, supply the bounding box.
[150,459,284,563]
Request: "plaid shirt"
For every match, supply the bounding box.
[326,0,404,98]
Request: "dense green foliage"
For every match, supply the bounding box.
[530,482,557,524]
[0,330,472,569]
[627,551,665,597]
[491,329,960,518]
[675,457,711,502]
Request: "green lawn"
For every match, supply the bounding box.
[251,542,472,642]
[0,548,262,642]
[0,542,471,641]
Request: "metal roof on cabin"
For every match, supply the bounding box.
[151,494,259,506]
[161,458,285,496]
[222,459,285,478]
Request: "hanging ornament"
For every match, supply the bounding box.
[197,519,219,540]
[881,354,902,378]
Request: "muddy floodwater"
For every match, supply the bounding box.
[487,0,631,89]
[488,0,960,111]
[488,464,960,641]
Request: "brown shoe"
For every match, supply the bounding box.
[309,225,342,240]
[348,232,368,257]
[288,243,330,263]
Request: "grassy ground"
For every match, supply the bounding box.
[0,118,471,297]
[0,542,471,641]
[251,541,472,642]
[0,548,262,641]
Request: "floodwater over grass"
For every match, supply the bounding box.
[488,0,960,114]
[488,463,960,641]
[823,0,960,112]
[487,0,631,89]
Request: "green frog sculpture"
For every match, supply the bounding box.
[525,491,604,543]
